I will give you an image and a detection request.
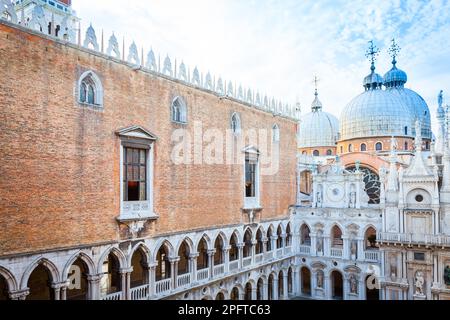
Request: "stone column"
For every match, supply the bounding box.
[294,267,301,296]
[207,249,216,279]
[357,238,365,262]
[263,283,269,300]
[283,272,289,300]
[169,258,180,290]
[251,288,257,301]
[324,236,331,257]
[342,236,350,260]
[281,233,287,248]
[251,240,257,264]
[324,275,331,300]
[273,277,279,300]
[310,233,317,256]
[237,243,245,269]
[148,263,157,298]
[262,238,268,254]
[343,275,349,300]
[87,274,102,300]
[189,253,199,283]
[9,289,29,301]
[224,246,231,273]
[119,267,132,300]
[271,236,278,252]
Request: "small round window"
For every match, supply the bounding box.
[415,195,424,203]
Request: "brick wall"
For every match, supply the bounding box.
[0,23,297,256]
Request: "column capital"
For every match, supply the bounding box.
[51,281,69,289]
[86,274,103,282]
[9,289,29,300]
[119,267,133,274]
[251,240,258,245]
[189,253,200,259]
[207,249,217,256]
[237,243,245,249]
[169,257,181,264]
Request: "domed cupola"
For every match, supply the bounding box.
[383,39,408,88]
[340,41,415,141]
[363,41,384,91]
[298,82,339,150]
[383,39,432,140]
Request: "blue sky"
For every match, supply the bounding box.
[73,0,450,125]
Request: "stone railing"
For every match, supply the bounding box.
[299,245,311,255]
[330,248,343,258]
[155,278,171,295]
[364,250,380,263]
[255,253,264,264]
[197,268,210,282]
[177,273,191,288]
[229,260,239,272]
[242,256,252,268]
[379,232,450,247]
[130,285,150,300]
[102,291,123,301]
[213,264,225,277]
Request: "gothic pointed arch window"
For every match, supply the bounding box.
[78,71,103,106]
[231,113,241,135]
[171,96,187,124]
[272,124,280,143]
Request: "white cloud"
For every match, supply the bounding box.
[73,0,450,128]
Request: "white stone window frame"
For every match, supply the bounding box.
[171,96,188,124]
[231,112,242,136]
[116,126,158,223]
[243,146,261,210]
[272,124,280,143]
[77,70,104,107]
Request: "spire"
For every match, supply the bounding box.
[384,39,407,88]
[311,75,323,112]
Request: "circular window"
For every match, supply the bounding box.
[302,258,306,263]
[416,195,424,203]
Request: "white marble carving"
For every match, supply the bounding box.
[107,34,121,59]
[83,24,99,51]
[127,42,140,65]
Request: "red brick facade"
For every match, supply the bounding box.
[0,23,297,256]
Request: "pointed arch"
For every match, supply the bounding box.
[197,234,212,251]
[171,96,187,123]
[175,237,195,256]
[62,251,96,281]
[152,239,175,262]
[0,266,18,293]
[77,70,103,106]
[97,247,126,274]
[20,258,60,290]
[128,242,151,268]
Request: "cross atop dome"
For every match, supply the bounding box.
[365,40,380,72]
[313,75,320,97]
[388,38,401,66]
[311,75,323,112]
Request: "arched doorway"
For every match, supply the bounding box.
[331,225,343,248]
[214,235,225,266]
[229,233,239,263]
[230,287,240,300]
[331,271,344,300]
[288,267,293,295]
[268,274,275,300]
[278,271,284,299]
[365,227,378,250]
[243,229,253,258]
[0,273,9,300]
[257,278,264,300]
[256,229,264,254]
[244,282,252,300]
[100,252,122,297]
[276,225,283,248]
[156,244,171,282]
[27,264,55,300]
[178,241,190,276]
[216,292,225,300]
[286,224,292,247]
[197,238,209,271]
[130,247,148,290]
[301,267,311,296]
[66,258,89,300]
[366,275,380,300]
[266,227,274,252]
[300,224,311,246]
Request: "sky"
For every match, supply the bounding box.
[72,0,450,124]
